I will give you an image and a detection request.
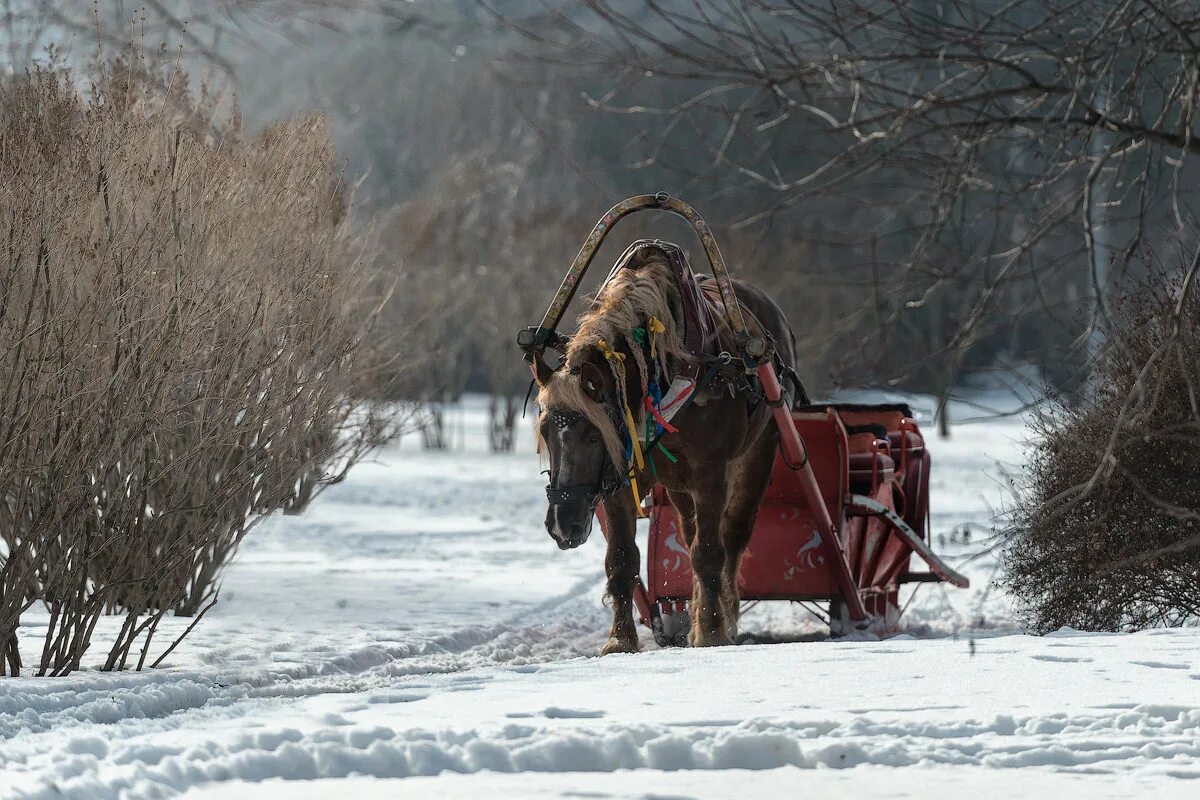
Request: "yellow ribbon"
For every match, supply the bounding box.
[647,317,665,361]
[623,404,645,472]
[597,338,646,516]
[597,339,624,363]
[628,474,645,517]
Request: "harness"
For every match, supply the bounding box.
[540,240,805,515]
[543,326,747,516]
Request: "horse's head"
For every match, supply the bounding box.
[531,252,683,549]
[535,354,625,550]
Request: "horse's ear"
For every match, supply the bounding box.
[531,354,556,387]
[579,361,606,403]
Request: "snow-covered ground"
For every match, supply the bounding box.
[2,393,1198,799]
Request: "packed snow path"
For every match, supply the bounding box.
[2,395,1197,799]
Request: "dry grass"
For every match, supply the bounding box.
[0,65,399,676]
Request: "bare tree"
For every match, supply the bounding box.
[490,2,1200,614]
[373,58,601,451]
[1,1,431,73]
[503,0,1200,396]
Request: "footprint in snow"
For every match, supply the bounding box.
[318,712,352,726]
[542,706,606,719]
[366,691,429,704]
[1130,660,1191,670]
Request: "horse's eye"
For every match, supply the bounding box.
[587,432,601,444]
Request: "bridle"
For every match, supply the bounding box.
[543,406,625,507]
[541,340,735,511]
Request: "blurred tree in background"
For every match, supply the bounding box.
[7,1,1200,430]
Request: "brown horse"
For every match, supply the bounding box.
[533,243,799,653]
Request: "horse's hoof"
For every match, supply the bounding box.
[688,628,734,648]
[600,636,639,655]
[702,635,735,647]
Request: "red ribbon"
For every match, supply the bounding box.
[644,396,679,434]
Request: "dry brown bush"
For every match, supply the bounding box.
[0,65,399,676]
[1003,262,1200,632]
[377,146,591,451]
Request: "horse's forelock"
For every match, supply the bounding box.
[536,372,628,472]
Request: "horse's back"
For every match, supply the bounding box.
[697,276,797,368]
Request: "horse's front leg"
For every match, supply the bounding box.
[688,479,733,647]
[599,494,640,655]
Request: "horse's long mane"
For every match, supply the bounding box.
[537,254,689,469]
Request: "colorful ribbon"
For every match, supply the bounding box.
[644,395,679,434]
[598,338,646,517]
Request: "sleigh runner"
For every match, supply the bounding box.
[520,193,967,647]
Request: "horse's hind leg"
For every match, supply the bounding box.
[719,433,779,640]
[599,494,640,655]
[686,476,733,647]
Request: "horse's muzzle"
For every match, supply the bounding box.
[546,502,594,549]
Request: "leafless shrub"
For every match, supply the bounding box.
[0,64,400,676]
[1003,254,1200,632]
[378,135,594,450]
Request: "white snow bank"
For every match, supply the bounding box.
[8,629,1199,798]
[183,767,1197,800]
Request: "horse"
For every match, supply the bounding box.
[532,242,800,653]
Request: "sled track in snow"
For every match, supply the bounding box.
[10,669,1200,798]
[0,572,612,798]
[7,582,1200,799]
